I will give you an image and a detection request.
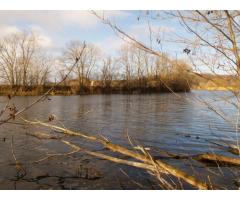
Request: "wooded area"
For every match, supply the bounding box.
[0,30,192,95]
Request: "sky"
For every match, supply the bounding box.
[0,10,188,58]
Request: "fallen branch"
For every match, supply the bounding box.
[28,131,162,173]
[153,149,240,166]
[23,119,211,190]
[26,131,63,140]
[61,140,166,173]
[208,140,240,156]
[195,153,240,166]
[228,144,240,155]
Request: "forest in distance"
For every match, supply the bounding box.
[0,17,238,96]
[0,30,192,96]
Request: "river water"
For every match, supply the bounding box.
[0,91,239,189]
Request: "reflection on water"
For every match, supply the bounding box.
[0,91,239,189]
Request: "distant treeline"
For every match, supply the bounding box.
[191,74,240,91]
[0,75,191,96]
[0,31,192,96]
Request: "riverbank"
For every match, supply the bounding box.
[0,81,191,96]
[1,84,237,96]
[191,74,239,91]
[192,86,238,91]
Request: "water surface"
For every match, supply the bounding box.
[0,91,239,189]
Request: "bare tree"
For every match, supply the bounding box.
[28,53,52,86]
[63,41,100,92]
[0,33,21,86]
[119,44,134,90]
[118,44,150,90]
[19,32,37,87]
[0,31,51,87]
[100,56,115,90]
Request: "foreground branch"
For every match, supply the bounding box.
[24,119,211,189]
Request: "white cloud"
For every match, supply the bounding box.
[35,32,53,49]
[0,10,129,30]
[0,10,130,53]
[1,11,173,56]
[0,24,53,49]
[0,24,22,37]
[30,25,53,48]
[96,35,125,55]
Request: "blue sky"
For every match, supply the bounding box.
[1,10,233,75]
[0,10,189,59]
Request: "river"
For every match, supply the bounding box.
[0,91,239,189]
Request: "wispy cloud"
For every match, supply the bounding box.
[0,24,53,49]
[0,10,131,53]
[0,24,22,37]
[30,25,53,48]
[0,10,129,30]
[0,11,175,56]
[96,35,125,55]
